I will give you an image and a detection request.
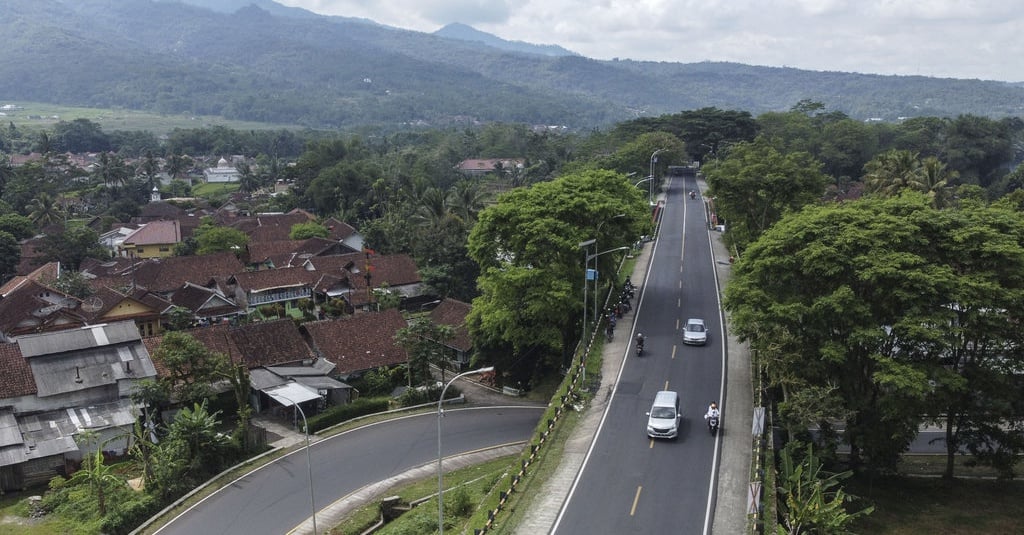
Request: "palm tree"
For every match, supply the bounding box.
[917,156,957,208]
[863,149,922,196]
[449,179,485,223]
[26,192,64,226]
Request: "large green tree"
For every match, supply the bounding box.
[726,192,1024,474]
[467,169,647,378]
[703,136,828,251]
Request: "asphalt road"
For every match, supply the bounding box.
[552,175,726,534]
[154,406,543,535]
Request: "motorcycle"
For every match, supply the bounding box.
[690,190,696,200]
[707,415,720,435]
[636,342,644,357]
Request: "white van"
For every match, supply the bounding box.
[646,390,680,439]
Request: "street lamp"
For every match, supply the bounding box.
[649,148,666,205]
[578,239,596,341]
[275,392,317,535]
[590,213,625,330]
[586,246,632,325]
[437,366,495,535]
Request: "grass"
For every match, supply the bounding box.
[1,101,302,135]
[328,456,517,535]
[847,475,1024,534]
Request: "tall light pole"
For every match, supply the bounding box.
[578,239,596,340]
[438,366,495,535]
[649,148,665,205]
[591,213,625,326]
[587,246,632,324]
[276,392,317,535]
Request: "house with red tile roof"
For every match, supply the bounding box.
[302,308,409,378]
[0,271,86,342]
[428,298,474,369]
[302,252,422,310]
[168,282,243,324]
[110,252,245,297]
[119,220,182,259]
[227,266,319,317]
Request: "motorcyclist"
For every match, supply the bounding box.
[636,332,645,350]
[704,402,720,422]
[690,190,696,199]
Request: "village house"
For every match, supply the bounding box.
[0,321,158,492]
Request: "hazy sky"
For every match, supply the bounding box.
[278,0,1023,82]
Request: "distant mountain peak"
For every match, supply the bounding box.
[434,22,578,57]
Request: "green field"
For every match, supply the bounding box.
[0,101,302,135]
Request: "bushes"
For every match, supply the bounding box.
[304,397,390,433]
[398,384,460,407]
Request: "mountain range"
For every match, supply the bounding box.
[2,0,1023,132]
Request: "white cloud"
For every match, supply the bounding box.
[279,0,1024,81]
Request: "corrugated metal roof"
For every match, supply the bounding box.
[30,343,157,397]
[18,321,141,358]
[293,376,349,390]
[0,409,21,448]
[249,368,288,390]
[264,382,320,406]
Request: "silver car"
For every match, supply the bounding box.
[682,318,708,345]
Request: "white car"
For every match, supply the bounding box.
[682,318,708,345]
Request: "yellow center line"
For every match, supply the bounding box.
[630,486,643,516]
[649,438,654,449]
[664,380,670,390]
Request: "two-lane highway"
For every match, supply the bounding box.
[552,175,725,534]
[156,406,543,535]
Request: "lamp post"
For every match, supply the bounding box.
[578,239,596,340]
[649,148,665,205]
[587,246,632,325]
[276,392,317,535]
[437,366,495,535]
[591,213,625,327]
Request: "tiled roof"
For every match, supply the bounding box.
[230,266,319,292]
[0,280,82,337]
[229,319,314,368]
[123,220,181,246]
[133,201,185,222]
[0,342,35,398]
[303,309,408,375]
[129,252,245,294]
[429,298,473,352]
[169,282,240,317]
[322,218,357,240]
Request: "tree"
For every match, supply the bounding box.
[26,191,64,226]
[151,331,231,404]
[703,136,828,251]
[726,193,1024,474]
[35,225,108,270]
[467,169,648,375]
[289,221,329,240]
[395,318,456,385]
[0,213,36,240]
[194,224,249,255]
[0,231,19,281]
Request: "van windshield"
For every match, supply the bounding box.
[650,407,675,419]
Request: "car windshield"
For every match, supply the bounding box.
[687,323,704,332]
[650,407,675,419]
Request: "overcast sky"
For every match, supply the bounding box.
[278,0,1023,82]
